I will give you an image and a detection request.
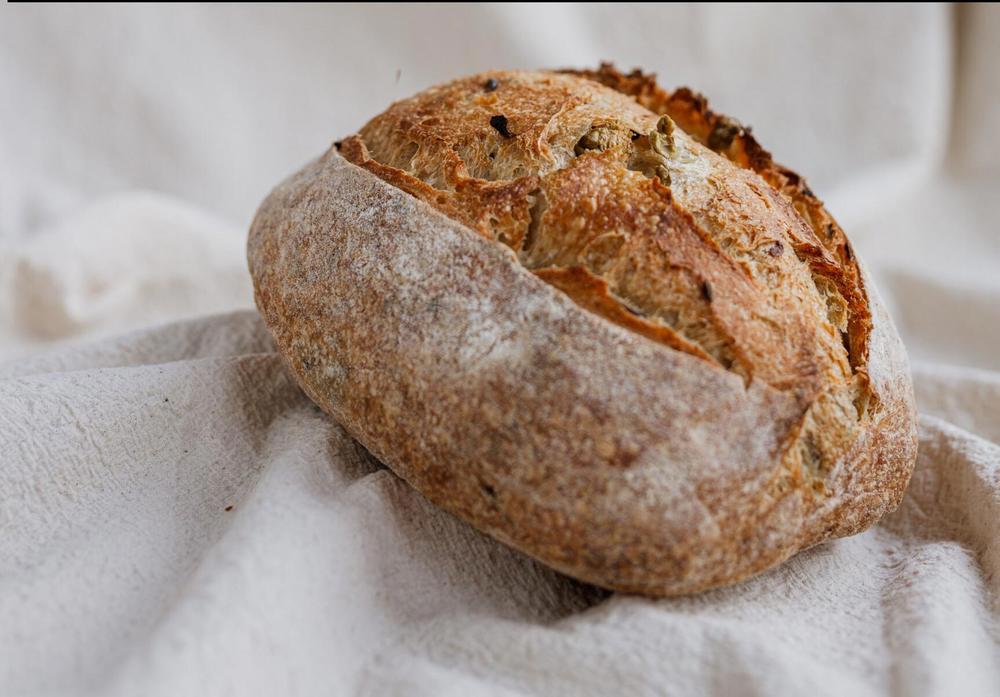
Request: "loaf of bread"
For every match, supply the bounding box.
[248,64,917,596]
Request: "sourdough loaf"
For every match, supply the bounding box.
[248,65,917,596]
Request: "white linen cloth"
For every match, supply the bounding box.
[1,5,998,695]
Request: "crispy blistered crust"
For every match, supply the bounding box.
[248,67,918,596]
[563,63,871,368]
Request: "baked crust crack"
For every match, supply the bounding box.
[341,67,871,444]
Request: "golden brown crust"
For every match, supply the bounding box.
[341,69,876,494]
[563,63,872,370]
[248,66,918,596]
[342,73,846,389]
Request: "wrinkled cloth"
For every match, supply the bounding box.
[1,4,999,696]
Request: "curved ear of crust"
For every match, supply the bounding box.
[560,61,917,546]
[560,63,872,374]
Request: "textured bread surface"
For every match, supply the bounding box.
[249,66,918,595]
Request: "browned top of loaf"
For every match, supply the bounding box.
[339,64,874,493]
